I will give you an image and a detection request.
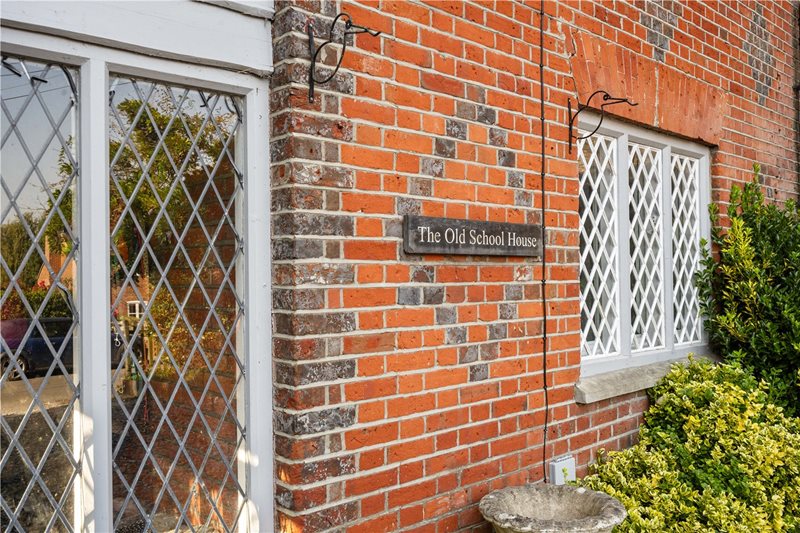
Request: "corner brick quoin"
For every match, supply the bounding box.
[269,1,799,532]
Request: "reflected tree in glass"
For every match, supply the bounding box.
[0,57,80,532]
[107,78,245,532]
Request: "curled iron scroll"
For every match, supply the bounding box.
[568,90,638,153]
[307,13,381,102]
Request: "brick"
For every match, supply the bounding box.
[346,421,399,451]
[346,377,397,401]
[341,144,394,170]
[343,332,395,354]
[346,468,399,497]
[270,2,800,532]
[342,192,396,214]
[344,241,397,260]
[421,72,465,97]
[342,98,395,125]
[445,118,468,140]
[386,308,434,328]
[276,406,356,436]
[348,514,397,533]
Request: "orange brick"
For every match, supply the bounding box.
[386,308,434,327]
[342,192,395,214]
[342,98,395,125]
[344,332,395,354]
[420,72,464,97]
[346,422,399,451]
[345,468,398,496]
[344,241,397,260]
[342,145,394,170]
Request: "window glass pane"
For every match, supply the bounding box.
[628,143,664,351]
[1,57,80,532]
[578,134,619,357]
[108,77,245,532]
[671,154,702,344]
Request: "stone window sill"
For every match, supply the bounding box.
[574,354,720,404]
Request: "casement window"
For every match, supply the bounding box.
[578,114,710,377]
[0,3,272,531]
[126,301,147,320]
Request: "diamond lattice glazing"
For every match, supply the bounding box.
[1,57,80,532]
[671,154,702,344]
[628,143,664,351]
[578,134,619,357]
[108,77,245,533]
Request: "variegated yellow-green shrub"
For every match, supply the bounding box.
[579,359,800,531]
[696,165,800,414]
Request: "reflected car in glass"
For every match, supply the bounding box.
[0,318,128,379]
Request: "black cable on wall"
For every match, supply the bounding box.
[539,0,550,484]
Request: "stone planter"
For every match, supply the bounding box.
[479,484,627,533]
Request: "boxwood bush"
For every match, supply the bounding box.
[579,359,800,531]
[696,166,800,413]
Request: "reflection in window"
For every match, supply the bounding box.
[0,57,80,532]
[127,300,146,319]
[108,77,246,532]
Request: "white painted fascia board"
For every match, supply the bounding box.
[194,0,274,19]
[0,1,273,77]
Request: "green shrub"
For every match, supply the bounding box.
[579,359,800,531]
[695,165,800,414]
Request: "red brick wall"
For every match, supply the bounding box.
[270,1,798,531]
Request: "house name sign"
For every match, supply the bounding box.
[403,215,543,258]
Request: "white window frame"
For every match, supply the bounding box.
[1,10,273,532]
[126,300,146,320]
[579,113,711,378]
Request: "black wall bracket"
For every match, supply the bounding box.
[307,13,380,103]
[568,90,638,153]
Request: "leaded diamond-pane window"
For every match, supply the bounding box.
[671,154,702,344]
[1,57,80,532]
[628,144,664,351]
[578,119,709,373]
[108,77,245,532]
[578,134,619,357]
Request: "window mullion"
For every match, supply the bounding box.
[616,134,633,357]
[241,85,273,532]
[662,146,675,354]
[77,56,113,533]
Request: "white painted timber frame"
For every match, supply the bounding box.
[1,1,274,76]
[578,113,711,378]
[1,2,274,531]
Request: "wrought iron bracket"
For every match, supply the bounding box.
[568,90,638,153]
[307,13,380,103]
